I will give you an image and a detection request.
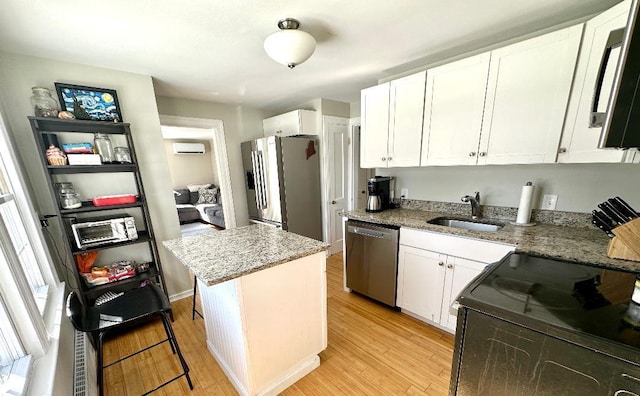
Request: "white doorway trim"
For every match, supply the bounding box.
[159,115,237,229]
[322,115,350,255]
[348,117,361,211]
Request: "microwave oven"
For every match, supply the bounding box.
[71,214,138,250]
[595,0,640,148]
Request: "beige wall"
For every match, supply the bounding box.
[0,52,191,294]
[164,139,217,188]
[0,52,194,394]
[155,96,265,226]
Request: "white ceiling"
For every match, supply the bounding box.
[0,0,621,112]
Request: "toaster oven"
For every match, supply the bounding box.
[71,213,138,250]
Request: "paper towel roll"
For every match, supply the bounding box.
[516,182,534,224]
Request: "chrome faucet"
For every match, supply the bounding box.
[461,192,481,219]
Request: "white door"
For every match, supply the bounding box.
[326,116,349,255]
[396,245,446,322]
[360,83,390,168]
[440,256,486,332]
[422,53,490,166]
[388,71,426,167]
[478,25,582,165]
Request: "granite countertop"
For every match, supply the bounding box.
[163,224,330,286]
[342,208,640,272]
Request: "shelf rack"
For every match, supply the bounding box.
[29,117,170,307]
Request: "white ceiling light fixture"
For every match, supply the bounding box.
[264,18,316,69]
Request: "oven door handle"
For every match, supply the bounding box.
[590,27,625,128]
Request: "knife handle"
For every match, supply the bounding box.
[613,196,639,218]
[598,203,626,224]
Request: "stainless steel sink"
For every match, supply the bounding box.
[427,217,504,232]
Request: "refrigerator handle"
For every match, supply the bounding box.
[256,151,268,209]
[251,151,264,210]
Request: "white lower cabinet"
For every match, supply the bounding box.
[397,228,515,333]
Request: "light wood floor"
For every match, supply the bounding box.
[103,253,455,395]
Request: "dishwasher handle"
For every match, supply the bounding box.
[347,225,394,240]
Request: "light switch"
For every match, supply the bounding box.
[400,188,409,199]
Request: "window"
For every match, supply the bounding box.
[0,111,62,394]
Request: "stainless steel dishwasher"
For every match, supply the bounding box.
[345,220,399,307]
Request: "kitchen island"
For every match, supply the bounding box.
[163,224,329,396]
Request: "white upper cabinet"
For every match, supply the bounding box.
[478,25,582,165]
[263,109,317,137]
[360,71,425,168]
[361,83,391,167]
[388,72,427,167]
[558,1,639,163]
[421,53,491,165]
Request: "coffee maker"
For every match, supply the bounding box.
[366,176,393,212]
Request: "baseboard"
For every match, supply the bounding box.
[257,356,320,396]
[169,289,192,302]
[206,340,249,396]
[206,339,320,396]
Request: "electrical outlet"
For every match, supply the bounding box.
[400,188,409,199]
[542,194,558,210]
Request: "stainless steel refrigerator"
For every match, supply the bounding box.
[241,136,323,241]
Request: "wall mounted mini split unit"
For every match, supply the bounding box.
[173,143,205,154]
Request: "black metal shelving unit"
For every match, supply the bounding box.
[29,117,170,307]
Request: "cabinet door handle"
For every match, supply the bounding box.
[558,147,567,154]
[438,262,444,266]
[478,152,486,157]
[331,200,337,204]
[381,157,387,161]
[387,156,392,161]
[469,152,476,157]
[447,264,453,269]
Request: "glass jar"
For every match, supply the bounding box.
[30,87,60,118]
[93,133,114,163]
[113,147,132,163]
[60,192,82,209]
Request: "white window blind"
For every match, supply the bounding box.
[0,293,23,367]
[0,109,60,380]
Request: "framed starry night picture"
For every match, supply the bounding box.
[55,83,123,122]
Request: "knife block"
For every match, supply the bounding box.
[607,218,640,262]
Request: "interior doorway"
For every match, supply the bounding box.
[323,116,349,255]
[159,115,236,230]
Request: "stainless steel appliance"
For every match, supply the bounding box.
[595,0,640,148]
[241,136,322,241]
[71,213,138,250]
[345,220,399,307]
[366,176,392,213]
[451,252,640,395]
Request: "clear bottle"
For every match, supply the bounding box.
[30,87,60,118]
[93,133,114,163]
[60,192,82,209]
[113,147,132,163]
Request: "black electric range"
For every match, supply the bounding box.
[457,252,640,364]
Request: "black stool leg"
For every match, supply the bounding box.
[161,312,193,390]
[160,314,177,354]
[97,332,105,396]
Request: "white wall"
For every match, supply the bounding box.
[164,139,217,188]
[376,163,640,213]
[155,96,265,226]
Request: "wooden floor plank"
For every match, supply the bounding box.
[103,252,454,395]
